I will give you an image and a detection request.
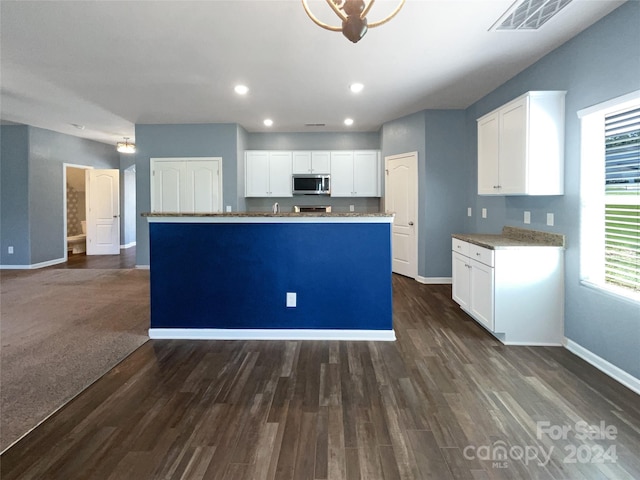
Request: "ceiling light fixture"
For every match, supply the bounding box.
[302,0,405,43]
[263,119,274,127]
[234,85,249,95]
[116,137,136,154]
[344,118,354,126]
[350,83,364,93]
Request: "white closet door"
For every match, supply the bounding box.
[151,161,185,213]
[186,160,221,212]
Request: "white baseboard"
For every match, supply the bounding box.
[416,276,452,285]
[135,265,150,270]
[564,338,640,395]
[149,328,396,341]
[0,257,66,270]
[120,242,136,249]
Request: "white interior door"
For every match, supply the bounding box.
[86,169,120,255]
[385,152,418,278]
[186,159,221,212]
[151,161,184,212]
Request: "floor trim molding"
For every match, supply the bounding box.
[120,242,137,249]
[564,338,640,395]
[149,328,396,341]
[416,276,452,285]
[0,257,66,270]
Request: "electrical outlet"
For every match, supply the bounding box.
[349,205,355,212]
[8,246,14,254]
[482,208,487,219]
[524,211,531,224]
[547,213,555,226]
[467,207,472,217]
[225,205,232,212]
[286,292,297,308]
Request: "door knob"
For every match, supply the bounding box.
[113,215,120,218]
[408,221,414,226]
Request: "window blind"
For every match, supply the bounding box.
[604,106,640,292]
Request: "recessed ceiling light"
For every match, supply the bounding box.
[234,85,249,95]
[344,118,354,126]
[263,118,274,127]
[349,83,364,93]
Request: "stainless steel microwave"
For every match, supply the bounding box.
[292,174,330,195]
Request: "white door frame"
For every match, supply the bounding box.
[62,163,93,262]
[384,151,419,280]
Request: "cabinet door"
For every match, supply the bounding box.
[470,258,495,331]
[245,151,270,197]
[330,151,354,197]
[477,112,500,195]
[499,98,527,194]
[353,151,380,197]
[268,151,293,197]
[452,252,471,310]
[311,151,331,173]
[292,151,312,174]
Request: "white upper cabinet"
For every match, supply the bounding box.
[330,150,380,197]
[245,151,292,197]
[477,91,566,196]
[292,151,331,174]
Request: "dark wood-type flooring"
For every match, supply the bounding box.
[2,275,639,479]
[53,247,137,269]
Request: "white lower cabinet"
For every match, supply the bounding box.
[451,238,564,345]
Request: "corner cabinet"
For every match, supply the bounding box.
[477,91,566,196]
[330,150,381,197]
[451,238,564,345]
[245,151,293,197]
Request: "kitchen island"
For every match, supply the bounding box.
[143,212,395,340]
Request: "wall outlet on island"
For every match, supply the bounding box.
[286,292,297,308]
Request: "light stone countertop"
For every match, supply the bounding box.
[142,212,393,218]
[452,226,565,249]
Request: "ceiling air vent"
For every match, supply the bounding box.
[492,0,572,31]
[305,123,326,127]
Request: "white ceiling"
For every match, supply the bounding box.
[0,0,625,146]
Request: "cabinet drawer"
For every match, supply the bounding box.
[452,238,470,256]
[469,244,494,267]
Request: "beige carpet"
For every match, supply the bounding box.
[0,268,149,452]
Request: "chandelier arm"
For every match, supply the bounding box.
[324,0,349,22]
[361,0,375,18]
[367,0,405,28]
[301,0,344,31]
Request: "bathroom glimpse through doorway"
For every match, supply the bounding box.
[64,164,92,262]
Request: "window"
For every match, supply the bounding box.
[579,91,640,302]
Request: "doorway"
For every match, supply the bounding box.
[385,152,418,279]
[63,164,92,262]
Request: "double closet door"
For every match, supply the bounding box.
[151,157,222,213]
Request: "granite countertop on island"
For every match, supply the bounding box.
[142,212,393,218]
[452,226,565,249]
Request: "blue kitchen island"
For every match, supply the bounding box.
[144,212,395,341]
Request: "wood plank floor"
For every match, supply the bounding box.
[1,275,639,479]
[53,247,137,269]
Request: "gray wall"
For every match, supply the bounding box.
[247,131,379,150]
[135,123,239,266]
[1,125,30,265]
[380,110,467,279]
[1,125,119,266]
[464,1,640,378]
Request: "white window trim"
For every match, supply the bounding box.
[578,90,640,304]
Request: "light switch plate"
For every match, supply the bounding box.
[286,292,297,308]
[467,207,472,217]
[547,213,554,226]
[524,211,531,224]
[482,208,487,219]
